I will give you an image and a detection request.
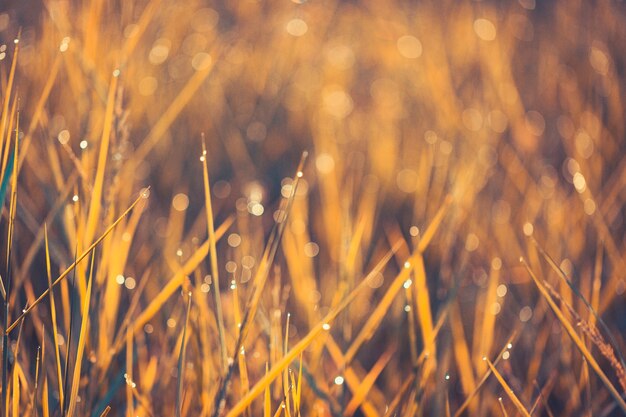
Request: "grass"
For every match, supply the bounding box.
[0,0,626,416]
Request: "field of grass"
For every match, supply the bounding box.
[0,0,625,416]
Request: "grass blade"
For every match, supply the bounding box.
[344,344,395,416]
[132,215,233,333]
[176,292,193,417]
[83,69,118,248]
[0,146,14,216]
[484,358,530,417]
[65,249,96,417]
[44,224,64,410]
[201,136,228,373]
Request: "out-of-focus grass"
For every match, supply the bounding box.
[0,0,625,416]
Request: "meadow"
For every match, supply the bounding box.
[0,0,625,416]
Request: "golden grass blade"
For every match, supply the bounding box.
[474,258,501,374]
[83,69,118,249]
[42,378,49,417]
[415,198,451,380]
[271,403,283,417]
[13,174,77,293]
[133,47,221,162]
[413,251,435,374]
[224,242,400,417]
[108,267,152,359]
[7,189,149,333]
[2,113,19,417]
[236,299,250,417]
[0,93,18,203]
[484,358,530,417]
[62,247,80,413]
[40,326,47,380]
[343,257,413,365]
[19,54,61,167]
[289,370,298,417]
[60,247,72,352]
[324,335,380,417]
[264,364,271,417]
[521,258,626,414]
[201,137,228,373]
[590,243,603,328]
[44,224,64,409]
[126,328,134,417]
[33,336,42,414]
[191,273,217,414]
[132,215,233,332]
[130,384,156,417]
[98,199,149,364]
[6,112,19,267]
[404,281,419,369]
[498,397,509,417]
[382,374,415,417]
[283,313,291,417]
[176,292,192,417]
[295,353,303,416]
[0,35,19,156]
[417,194,452,253]
[529,374,557,417]
[453,331,519,417]
[344,344,395,417]
[120,0,159,62]
[65,250,95,417]
[99,406,112,417]
[449,301,476,395]
[12,361,19,417]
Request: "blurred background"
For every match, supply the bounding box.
[0,0,625,416]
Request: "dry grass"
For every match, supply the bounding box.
[0,0,625,416]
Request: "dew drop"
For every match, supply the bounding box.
[496,284,507,297]
[523,222,534,236]
[58,130,70,145]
